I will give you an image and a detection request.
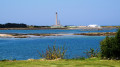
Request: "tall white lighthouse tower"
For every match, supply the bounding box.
[56,12,58,25]
[51,12,63,28]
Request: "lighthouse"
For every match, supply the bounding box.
[56,12,60,25]
[56,12,58,25]
[51,12,63,28]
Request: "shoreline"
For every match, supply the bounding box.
[0,32,116,38]
[0,27,117,30]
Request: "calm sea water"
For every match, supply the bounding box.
[0,35,105,60]
[0,29,117,60]
[0,29,117,34]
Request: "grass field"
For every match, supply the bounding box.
[0,58,120,67]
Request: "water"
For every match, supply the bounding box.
[0,29,117,60]
[0,35,105,60]
[0,29,117,34]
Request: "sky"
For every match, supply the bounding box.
[0,0,120,26]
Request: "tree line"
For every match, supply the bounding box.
[0,23,51,28]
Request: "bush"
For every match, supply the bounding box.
[38,45,66,60]
[84,48,99,58]
[100,29,120,59]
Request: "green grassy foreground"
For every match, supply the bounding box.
[0,58,120,67]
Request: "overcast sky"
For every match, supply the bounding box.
[0,0,120,26]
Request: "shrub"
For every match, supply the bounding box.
[84,48,99,58]
[38,45,66,60]
[100,29,120,59]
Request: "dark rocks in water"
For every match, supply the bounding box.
[14,36,30,38]
[74,32,116,36]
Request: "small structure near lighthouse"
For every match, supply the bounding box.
[51,12,64,28]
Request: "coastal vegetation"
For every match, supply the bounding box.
[84,48,99,58]
[100,29,120,60]
[0,23,27,28]
[38,45,66,60]
[0,23,51,29]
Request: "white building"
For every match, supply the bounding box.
[88,24,101,28]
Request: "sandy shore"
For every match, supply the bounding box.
[0,34,13,37]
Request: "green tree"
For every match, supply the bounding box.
[100,29,120,59]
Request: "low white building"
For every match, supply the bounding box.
[88,24,101,28]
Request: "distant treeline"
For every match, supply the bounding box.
[0,23,27,28]
[0,23,51,28]
[31,25,50,28]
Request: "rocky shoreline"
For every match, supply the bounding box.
[74,32,116,36]
[0,32,116,38]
